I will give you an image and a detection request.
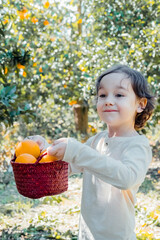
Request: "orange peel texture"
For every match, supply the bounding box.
[15,140,40,158]
[15,153,37,163]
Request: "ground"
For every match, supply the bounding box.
[0,161,160,240]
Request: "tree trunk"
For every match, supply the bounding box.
[73,100,89,134]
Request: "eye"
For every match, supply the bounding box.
[116,94,124,97]
[99,94,106,98]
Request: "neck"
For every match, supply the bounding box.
[107,125,138,138]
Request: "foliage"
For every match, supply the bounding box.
[0,0,159,131]
[0,84,32,126]
[84,0,160,127]
[0,12,34,125]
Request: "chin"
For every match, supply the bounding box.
[103,118,117,124]
[103,121,116,126]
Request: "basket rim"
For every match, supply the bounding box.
[10,152,67,166]
[10,159,66,166]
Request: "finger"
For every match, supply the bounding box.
[34,137,45,151]
[26,135,47,151]
[41,142,50,151]
[47,145,59,156]
[51,138,65,146]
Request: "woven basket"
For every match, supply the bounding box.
[11,154,68,199]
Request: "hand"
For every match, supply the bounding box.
[47,138,68,160]
[25,135,50,151]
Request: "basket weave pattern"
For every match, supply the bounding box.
[11,159,68,199]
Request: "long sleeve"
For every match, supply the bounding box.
[63,137,152,190]
[67,136,95,175]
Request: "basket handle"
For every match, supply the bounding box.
[35,152,63,172]
[35,152,47,164]
[35,153,62,169]
[12,153,16,161]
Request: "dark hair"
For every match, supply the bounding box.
[96,64,155,130]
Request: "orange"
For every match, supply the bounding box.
[15,153,37,163]
[15,139,40,158]
[39,150,58,163]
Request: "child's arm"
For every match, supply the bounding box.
[47,138,84,175]
[48,137,152,190]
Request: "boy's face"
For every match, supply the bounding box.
[97,73,141,135]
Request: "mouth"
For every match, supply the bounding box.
[103,110,118,112]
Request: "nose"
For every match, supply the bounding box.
[104,95,114,106]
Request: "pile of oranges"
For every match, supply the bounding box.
[15,139,57,163]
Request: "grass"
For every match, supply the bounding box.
[0,163,160,240]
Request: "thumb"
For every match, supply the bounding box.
[47,145,58,156]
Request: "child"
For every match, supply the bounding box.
[32,65,155,239]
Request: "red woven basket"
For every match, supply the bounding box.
[11,154,68,199]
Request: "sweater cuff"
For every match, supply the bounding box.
[62,138,79,163]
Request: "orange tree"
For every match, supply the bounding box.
[85,0,160,131]
[0,0,159,135]
[0,0,94,135]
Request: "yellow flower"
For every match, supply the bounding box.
[44,1,50,8]
[141,223,147,227]
[70,0,74,5]
[17,8,28,20]
[22,7,28,13]
[150,211,158,220]
[41,211,46,217]
[79,65,86,72]
[77,19,82,24]
[18,12,25,20]
[88,125,97,133]
[91,127,96,133]
[129,49,134,54]
[25,13,30,19]
[56,236,61,239]
[19,34,24,41]
[148,0,155,4]
[64,84,67,88]
[31,17,38,24]
[3,19,9,24]
[148,76,153,83]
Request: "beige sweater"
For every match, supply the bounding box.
[63,131,152,240]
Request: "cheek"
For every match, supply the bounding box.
[114,102,126,116]
[96,102,102,112]
[118,102,132,115]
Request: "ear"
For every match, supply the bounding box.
[137,98,147,113]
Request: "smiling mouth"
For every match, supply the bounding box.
[103,110,118,112]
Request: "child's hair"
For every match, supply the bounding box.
[96,64,155,130]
